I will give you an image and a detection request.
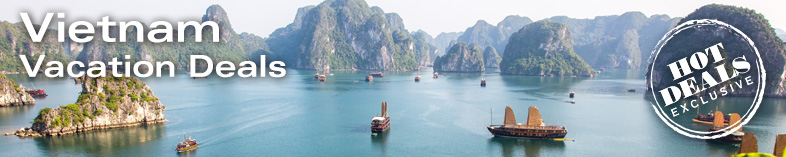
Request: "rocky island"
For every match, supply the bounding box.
[433,42,485,72]
[483,46,502,68]
[12,76,165,137]
[499,21,595,77]
[0,75,34,107]
[645,4,786,97]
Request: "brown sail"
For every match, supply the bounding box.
[774,134,786,156]
[526,106,542,126]
[737,132,758,154]
[504,106,516,125]
[729,113,741,131]
[712,111,724,128]
[381,102,388,118]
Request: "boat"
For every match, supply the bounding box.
[370,72,384,78]
[487,106,568,139]
[569,91,574,98]
[371,102,390,134]
[175,135,198,153]
[731,133,786,156]
[627,89,636,92]
[693,106,730,125]
[415,76,421,82]
[433,72,439,79]
[706,111,744,144]
[25,83,47,97]
[480,78,486,87]
[365,75,374,82]
[318,69,327,82]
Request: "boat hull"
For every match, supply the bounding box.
[487,126,567,139]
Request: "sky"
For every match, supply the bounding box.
[0,0,783,38]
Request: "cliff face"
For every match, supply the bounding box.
[433,42,484,72]
[548,12,680,69]
[27,76,165,136]
[0,75,34,107]
[483,46,501,68]
[500,21,594,76]
[457,16,533,57]
[411,30,437,65]
[431,32,462,57]
[74,4,268,69]
[266,0,422,71]
[645,4,786,97]
[0,22,74,72]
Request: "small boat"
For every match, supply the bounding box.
[565,100,575,104]
[480,78,486,87]
[569,91,575,98]
[25,83,47,97]
[627,89,636,92]
[415,76,421,82]
[693,106,730,125]
[370,72,384,78]
[487,106,568,139]
[371,102,390,134]
[318,69,327,82]
[175,135,198,153]
[706,111,743,144]
[365,75,374,82]
[433,72,439,79]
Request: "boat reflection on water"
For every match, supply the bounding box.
[32,123,165,155]
[371,128,390,154]
[488,137,566,157]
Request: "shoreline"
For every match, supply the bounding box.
[8,118,167,137]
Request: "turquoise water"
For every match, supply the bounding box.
[1,68,785,156]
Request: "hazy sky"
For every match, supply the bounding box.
[0,0,783,37]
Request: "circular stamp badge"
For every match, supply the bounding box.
[647,19,765,139]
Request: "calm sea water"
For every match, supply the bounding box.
[1,68,785,156]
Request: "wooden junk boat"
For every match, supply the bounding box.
[731,133,786,156]
[370,72,384,78]
[175,135,198,153]
[25,83,47,97]
[371,102,390,134]
[487,106,567,139]
[706,111,744,144]
[693,106,729,125]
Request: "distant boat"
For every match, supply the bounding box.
[415,76,421,82]
[371,102,390,135]
[480,78,486,87]
[370,72,384,78]
[175,135,198,153]
[706,111,743,144]
[25,83,47,97]
[365,75,374,82]
[318,69,327,82]
[693,106,730,125]
[627,89,636,92]
[569,91,575,98]
[433,72,439,79]
[487,106,568,139]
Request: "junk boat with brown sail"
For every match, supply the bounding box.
[487,106,567,139]
[706,111,744,144]
[371,102,390,135]
[175,135,198,153]
[693,105,729,125]
[370,72,384,78]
